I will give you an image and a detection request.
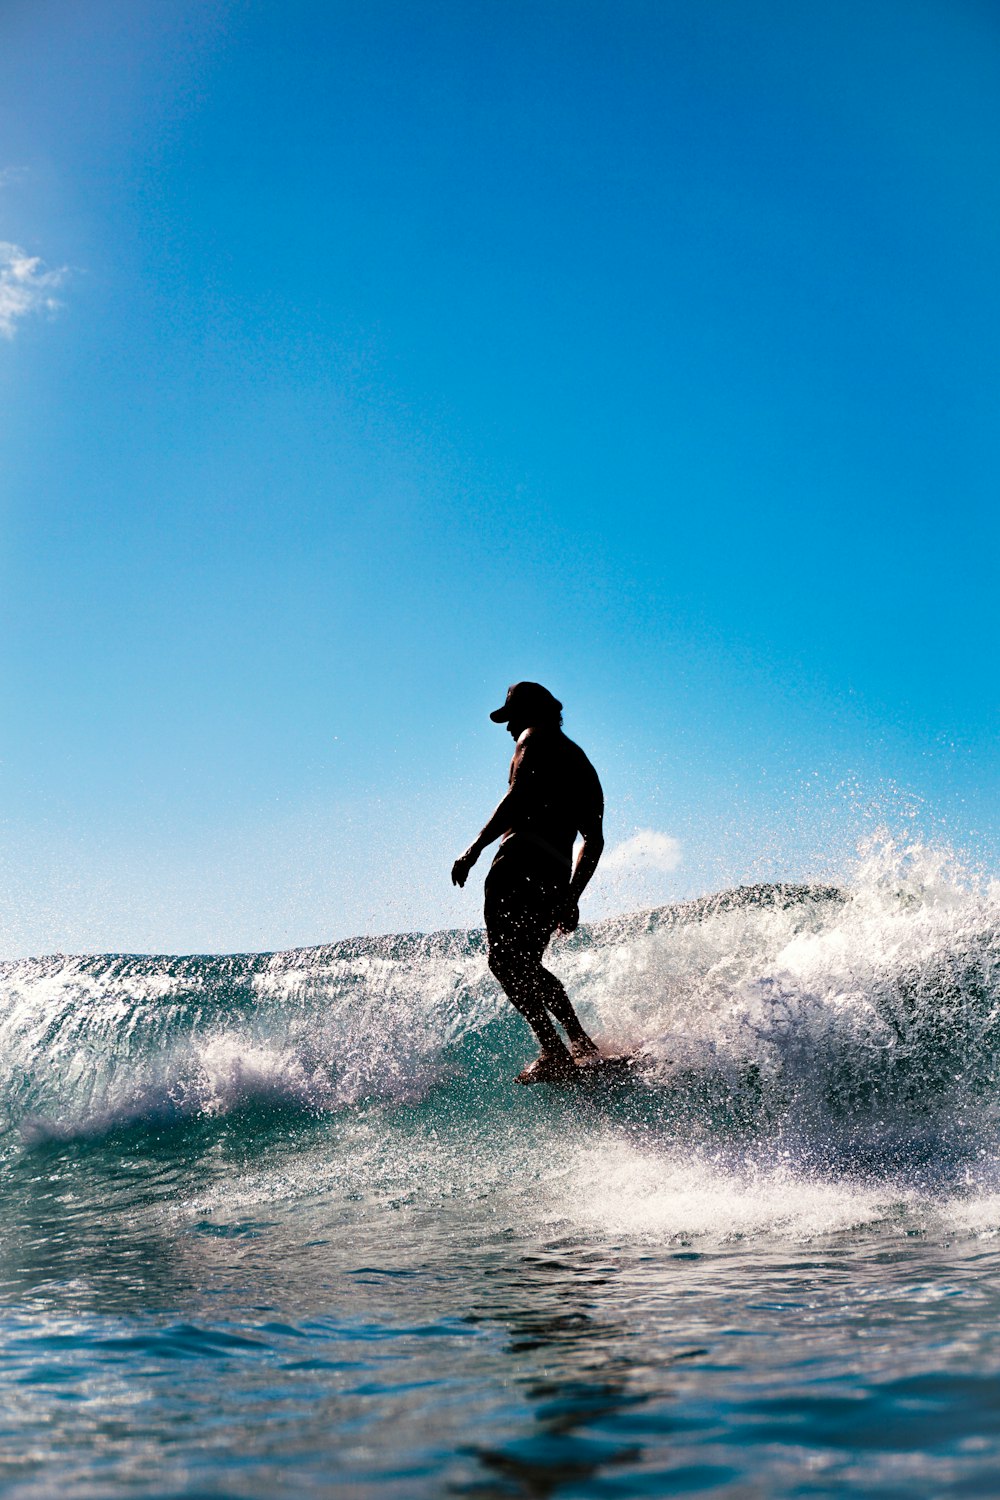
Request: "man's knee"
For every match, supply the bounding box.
[487,944,515,986]
[489,942,543,999]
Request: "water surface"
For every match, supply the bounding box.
[2,842,999,1496]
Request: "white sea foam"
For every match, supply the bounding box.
[546,1135,918,1243]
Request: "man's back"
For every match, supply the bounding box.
[502,726,604,868]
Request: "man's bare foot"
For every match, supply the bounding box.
[569,1035,600,1062]
[516,1051,578,1085]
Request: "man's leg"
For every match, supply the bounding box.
[487,940,571,1060]
[485,861,596,1077]
[488,936,598,1072]
[534,963,599,1058]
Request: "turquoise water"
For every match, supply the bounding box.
[3,839,1000,1497]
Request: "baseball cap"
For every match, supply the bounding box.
[489,681,563,724]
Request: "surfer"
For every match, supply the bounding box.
[451,682,605,1083]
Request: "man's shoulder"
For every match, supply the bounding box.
[564,736,603,804]
[538,731,601,784]
[560,732,599,771]
[516,727,599,775]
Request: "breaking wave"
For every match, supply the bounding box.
[1,836,996,1194]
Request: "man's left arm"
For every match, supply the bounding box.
[556,798,605,934]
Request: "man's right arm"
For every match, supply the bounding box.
[451,732,537,887]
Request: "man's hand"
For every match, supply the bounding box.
[555,897,580,936]
[451,848,478,888]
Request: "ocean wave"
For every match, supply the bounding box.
[2,837,997,1174]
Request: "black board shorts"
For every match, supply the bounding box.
[484,845,569,960]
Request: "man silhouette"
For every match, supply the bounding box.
[452,682,605,1083]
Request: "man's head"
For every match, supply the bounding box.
[490,681,563,737]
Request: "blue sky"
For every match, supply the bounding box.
[1,0,997,956]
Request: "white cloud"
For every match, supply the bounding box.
[602,829,682,875]
[0,241,66,338]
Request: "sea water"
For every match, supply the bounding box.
[2,836,1000,1497]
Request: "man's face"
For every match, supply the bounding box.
[506,714,528,739]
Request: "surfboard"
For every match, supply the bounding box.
[516,1051,639,1085]
[572,1052,638,1085]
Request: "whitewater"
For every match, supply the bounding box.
[2,835,1000,1497]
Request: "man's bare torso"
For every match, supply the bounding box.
[497,726,604,872]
